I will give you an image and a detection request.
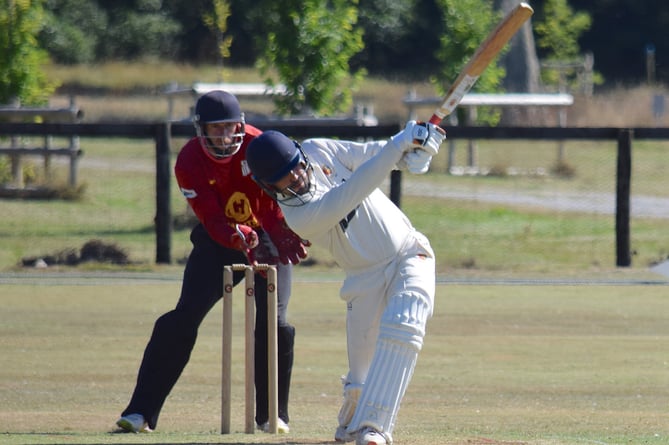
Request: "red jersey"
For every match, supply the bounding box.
[174,124,284,249]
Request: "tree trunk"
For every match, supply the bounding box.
[494,0,541,92]
[494,0,544,124]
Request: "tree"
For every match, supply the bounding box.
[0,0,56,105]
[39,0,107,64]
[434,0,504,94]
[570,0,665,85]
[255,0,365,116]
[352,0,419,76]
[163,0,218,62]
[202,0,232,80]
[495,0,540,93]
[535,0,590,60]
[42,0,182,62]
[433,0,504,123]
[99,2,181,60]
[33,0,669,86]
[534,0,595,90]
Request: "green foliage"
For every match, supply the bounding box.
[357,0,415,44]
[39,0,181,63]
[0,156,11,183]
[434,0,504,93]
[202,0,233,78]
[256,0,366,116]
[534,0,599,89]
[102,7,181,60]
[355,0,430,77]
[40,0,107,64]
[535,0,591,61]
[0,0,57,105]
[0,156,38,185]
[33,0,669,86]
[433,0,504,124]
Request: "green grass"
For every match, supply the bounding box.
[47,61,264,90]
[2,59,665,445]
[0,278,667,444]
[404,197,612,272]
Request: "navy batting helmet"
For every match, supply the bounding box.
[246,131,315,205]
[193,90,245,159]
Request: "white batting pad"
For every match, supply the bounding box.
[346,291,430,438]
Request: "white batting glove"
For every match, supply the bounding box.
[391,120,446,155]
[403,149,434,174]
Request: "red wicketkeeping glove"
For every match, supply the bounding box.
[267,220,311,265]
[245,240,279,277]
[229,224,259,251]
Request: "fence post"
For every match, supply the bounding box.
[155,122,172,264]
[615,128,632,267]
[389,170,402,208]
[68,96,81,187]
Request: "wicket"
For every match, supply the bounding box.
[221,263,278,434]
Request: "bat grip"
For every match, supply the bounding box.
[429,114,442,125]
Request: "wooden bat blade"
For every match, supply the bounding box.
[429,2,534,124]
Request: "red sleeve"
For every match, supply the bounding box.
[174,138,237,248]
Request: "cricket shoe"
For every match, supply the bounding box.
[258,418,290,433]
[116,413,152,433]
[335,425,355,442]
[355,426,390,445]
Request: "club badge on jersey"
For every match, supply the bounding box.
[241,160,251,177]
[180,187,197,199]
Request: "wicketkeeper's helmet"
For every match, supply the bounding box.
[193,90,245,159]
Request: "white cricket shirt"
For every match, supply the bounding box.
[279,138,415,273]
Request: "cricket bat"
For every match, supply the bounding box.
[429,2,534,125]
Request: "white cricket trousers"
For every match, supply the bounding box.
[341,230,435,386]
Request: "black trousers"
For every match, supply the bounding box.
[121,224,294,429]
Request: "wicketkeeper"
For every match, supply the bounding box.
[115,91,309,434]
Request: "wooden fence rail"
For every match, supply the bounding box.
[2,122,669,267]
[0,106,83,187]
